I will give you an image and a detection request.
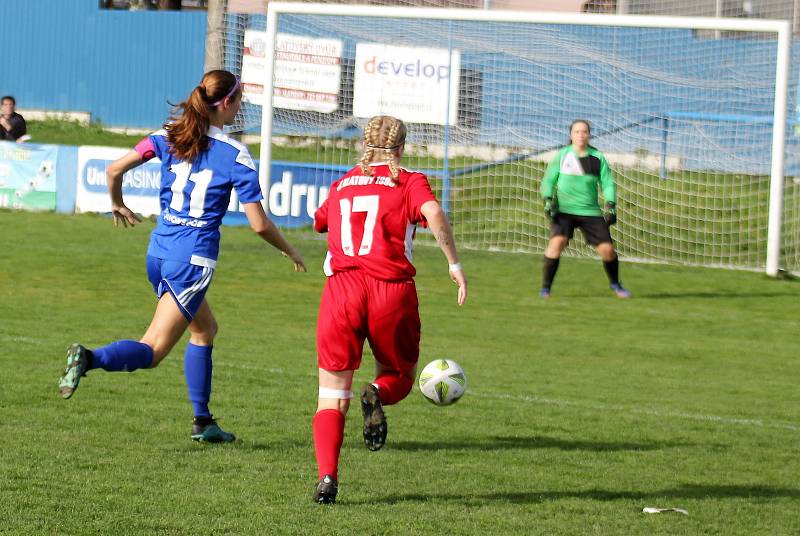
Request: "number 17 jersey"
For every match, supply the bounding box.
[313,163,438,281]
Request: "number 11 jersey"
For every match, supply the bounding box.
[135,126,264,268]
[314,163,438,281]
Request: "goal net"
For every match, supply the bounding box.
[230,3,796,275]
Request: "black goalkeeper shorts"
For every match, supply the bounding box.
[550,213,613,246]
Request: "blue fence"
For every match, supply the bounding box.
[3,0,206,128]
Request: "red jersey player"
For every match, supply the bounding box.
[311,115,468,504]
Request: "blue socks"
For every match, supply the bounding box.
[87,339,213,418]
[89,340,154,372]
[184,342,213,418]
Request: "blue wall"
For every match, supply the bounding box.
[3,0,206,128]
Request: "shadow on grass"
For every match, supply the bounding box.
[537,290,797,300]
[389,434,702,452]
[171,434,700,455]
[637,291,798,299]
[173,439,310,453]
[353,484,800,506]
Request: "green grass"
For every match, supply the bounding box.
[1,210,799,535]
[28,119,145,148]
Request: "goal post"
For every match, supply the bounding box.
[254,2,793,276]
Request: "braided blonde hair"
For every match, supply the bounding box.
[357,115,407,180]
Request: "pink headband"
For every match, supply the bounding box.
[211,77,240,107]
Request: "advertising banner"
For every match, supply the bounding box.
[266,161,342,227]
[353,43,460,125]
[75,146,162,216]
[1,141,343,228]
[0,141,59,210]
[74,147,334,228]
[242,31,343,113]
[241,29,269,106]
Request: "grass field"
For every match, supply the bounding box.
[1,209,799,535]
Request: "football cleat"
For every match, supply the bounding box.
[610,283,631,299]
[58,343,91,399]
[360,384,387,452]
[313,474,338,504]
[539,287,551,298]
[191,417,236,443]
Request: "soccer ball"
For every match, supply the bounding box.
[418,359,467,406]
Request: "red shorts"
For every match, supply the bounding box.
[317,269,420,374]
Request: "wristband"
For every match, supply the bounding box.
[448,262,462,272]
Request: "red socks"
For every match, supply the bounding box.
[312,409,345,480]
[312,377,411,479]
[372,374,413,405]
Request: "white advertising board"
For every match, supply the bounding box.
[353,43,460,125]
[243,31,342,113]
[76,146,162,216]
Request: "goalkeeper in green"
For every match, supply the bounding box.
[539,119,630,298]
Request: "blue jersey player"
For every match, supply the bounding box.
[58,70,307,442]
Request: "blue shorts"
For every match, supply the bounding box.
[146,255,214,322]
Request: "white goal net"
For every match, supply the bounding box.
[222,2,796,275]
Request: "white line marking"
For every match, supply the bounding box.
[473,391,800,431]
[190,361,800,432]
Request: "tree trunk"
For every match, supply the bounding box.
[204,0,226,72]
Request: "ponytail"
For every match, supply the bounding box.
[164,70,239,164]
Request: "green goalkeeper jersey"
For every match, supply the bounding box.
[540,145,616,217]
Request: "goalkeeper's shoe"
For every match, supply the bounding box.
[539,287,551,298]
[191,417,236,443]
[58,343,91,399]
[313,474,338,504]
[360,384,387,452]
[610,283,631,299]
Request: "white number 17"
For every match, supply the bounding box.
[340,195,379,256]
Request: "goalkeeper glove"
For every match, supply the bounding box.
[603,202,617,226]
[543,197,558,220]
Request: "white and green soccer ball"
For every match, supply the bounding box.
[418,359,467,406]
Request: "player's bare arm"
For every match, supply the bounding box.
[105,150,144,228]
[242,201,307,272]
[420,200,467,306]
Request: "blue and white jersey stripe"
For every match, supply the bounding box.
[145,126,262,267]
[175,266,213,307]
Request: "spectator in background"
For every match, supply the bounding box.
[582,0,616,13]
[735,1,760,17]
[0,96,27,143]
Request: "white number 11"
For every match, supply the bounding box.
[169,161,213,218]
[339,195,379,256]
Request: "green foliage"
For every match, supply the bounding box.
[1,210,798,535]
